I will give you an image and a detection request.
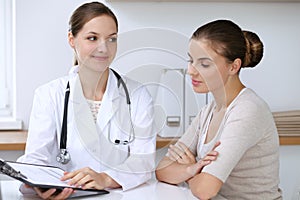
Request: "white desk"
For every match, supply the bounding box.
[0,179,198,200]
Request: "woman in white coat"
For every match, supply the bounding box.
[18,2,156,199]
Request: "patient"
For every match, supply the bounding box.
[155,19,282,199]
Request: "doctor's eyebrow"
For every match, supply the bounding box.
[85,31,117,37]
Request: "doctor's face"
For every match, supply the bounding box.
[187,39,231,94]
[68,15,118,73]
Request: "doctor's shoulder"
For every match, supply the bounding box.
[33,76,69,101]
[122,76,153,103]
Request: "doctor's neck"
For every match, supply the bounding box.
[78,67,109,101]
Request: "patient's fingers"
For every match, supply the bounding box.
[212,141,221,150]
[170,144,185,157]
[186,160,211,176]
[177,142,195,160]
[168,145,181,161]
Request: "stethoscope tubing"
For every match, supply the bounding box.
[57,68,135,164]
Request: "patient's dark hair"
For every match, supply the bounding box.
[192,19,264,69]
[69,2,118,65]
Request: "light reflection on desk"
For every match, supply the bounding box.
[0,179,198,200]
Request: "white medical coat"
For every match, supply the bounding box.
[18,66,156,191]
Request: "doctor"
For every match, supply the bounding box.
[18,2,156,199]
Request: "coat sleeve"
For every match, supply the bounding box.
[17,84,60,165]
[103,85,156,191]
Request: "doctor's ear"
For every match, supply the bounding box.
[68,32,75,48]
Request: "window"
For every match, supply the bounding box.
[0,0,22,129]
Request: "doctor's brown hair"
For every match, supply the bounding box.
[191,19,264,69]
[69,1,118,66]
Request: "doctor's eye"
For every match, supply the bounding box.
[87,36,97,41]
[107,37,117,43]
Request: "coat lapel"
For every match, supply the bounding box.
[70,70,121,161]
[71,75,101,157]
[97,70,120,132]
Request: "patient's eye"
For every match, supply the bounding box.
[187,59,193,64]
[200,61,210,68]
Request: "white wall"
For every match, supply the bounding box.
[12,0,300,199]
[15,1,300,129]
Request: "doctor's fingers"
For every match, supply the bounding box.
[67,172,91,187]
[67,168,99,187]
[34,187,73,200]
[82,180,105,190]
[61,167,93,181]
[49,188,74,200]
[73,174,96,188]
[34,187,56,199]
[74,173,106,190]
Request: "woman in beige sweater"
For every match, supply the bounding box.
[156,19,282,200]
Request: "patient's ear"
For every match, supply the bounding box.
[229,58,242,75]
[68,32,75,48]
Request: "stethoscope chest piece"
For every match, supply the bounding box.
[56,149,71,164]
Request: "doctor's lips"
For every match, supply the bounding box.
[92,55,109,61]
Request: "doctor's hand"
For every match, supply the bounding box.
[24,184,73,200]
[61,167,121,190]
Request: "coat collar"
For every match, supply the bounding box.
[96,69,121,131]
[66,67,135,164]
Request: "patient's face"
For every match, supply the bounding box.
[187,38,231,94]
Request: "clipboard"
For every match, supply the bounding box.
[0,159,109,198]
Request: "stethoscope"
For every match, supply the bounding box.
[56,68,135,164]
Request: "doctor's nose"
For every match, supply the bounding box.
[96,41,108,53]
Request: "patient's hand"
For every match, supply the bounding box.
[168,141,220,176]
[186,141,220,177]
[188,141,220,175]
[168,142,197,164]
